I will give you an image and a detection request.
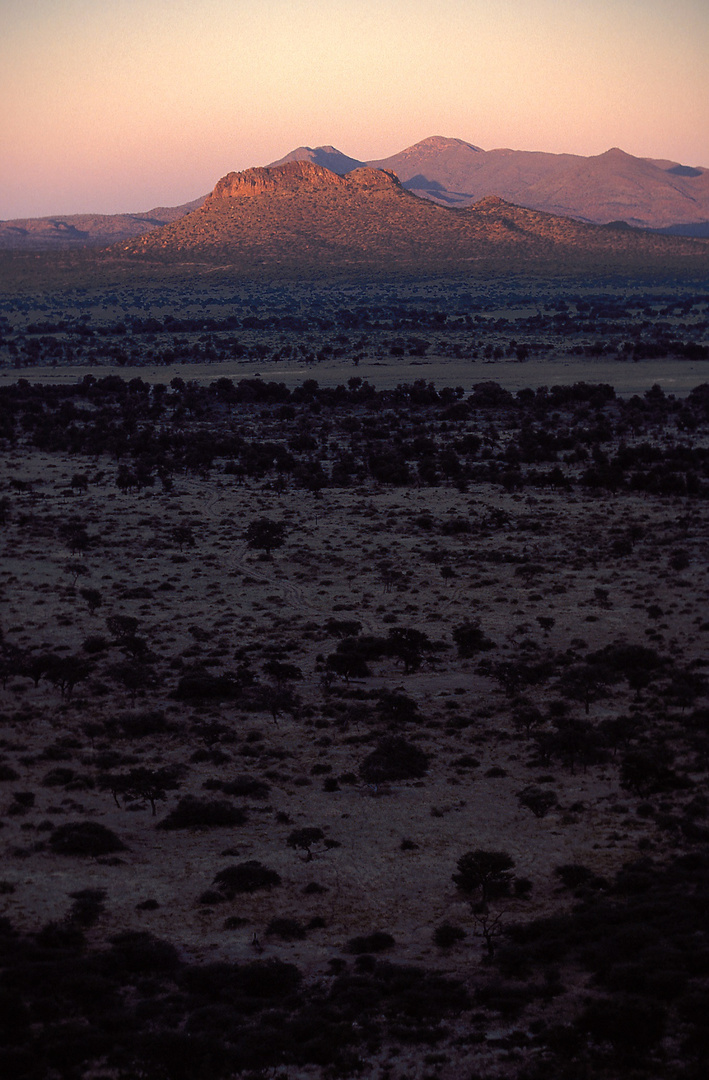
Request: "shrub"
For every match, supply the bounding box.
[453,850,516,904]
[174,674,241,702]
[554,863,597,889]
[213,861,281,897]
[157,798,247,830]
[117,710,171,738]
[345,931,395,954]
[359,737,429,783]
[266,917,307,941]
[303,882,327,894]
[198,890,226,906]
[287,827,325,859]
[68,888,106,926]
[104,931,180,974]
[453,620,496,657]
[434,923,466,948]
[206,775,270,800]
[517,785,558,818]
[49,822,126,857]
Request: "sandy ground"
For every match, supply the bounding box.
[2,442,704,984]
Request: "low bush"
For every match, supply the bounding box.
[359,737,429,783]
[345,931,395,954]
[434,923,466,948]
[49,822,126,857]
[266,917,307,940]
[157,798,247,830]
[213,861,281,897]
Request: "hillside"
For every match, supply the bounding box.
[116,160,709,276]
[0,195,207,251]
[4,135,708,256]
[275,136,709,232]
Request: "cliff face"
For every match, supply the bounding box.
[210,161,401,200]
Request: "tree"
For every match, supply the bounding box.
[172,525,195,551]
[517,785,558,818]
[472,910,505,957]
[106,614,139,643]
[287,827,325,861]
[359,737,429,784]
[45,655,91,699]
[556,662,617,715]
[60,520,91,554]
[244,518,286,557]
[79,587,102,614]
[108,661,157,705]
[453,850,516,908]
[453,620,496,657]
[262,660,303,689]
[325,651,371,684]
[118,767,182,816]
[64,561,88,586]
[386,627,436,674]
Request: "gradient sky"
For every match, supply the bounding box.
[2,0,708,219]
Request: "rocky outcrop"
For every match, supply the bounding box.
[210,161,401,200]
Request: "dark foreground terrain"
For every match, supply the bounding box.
[1,274,709,1079]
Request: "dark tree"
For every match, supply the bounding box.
[263,660,303,688]
[453,619,496,657]
[517,785,558,818]
[287,827,326,861]
[453,850,516,907]
[359,736,429,783]
[385,627,436,674]
[45,655,92,699]
[79,587,102,614]
[325,651,371,684]
[172,525,195,550]
[213,861,281,897]
[99,767,182,815]
[244,518,286,557]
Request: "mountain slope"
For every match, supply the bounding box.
[268,144,365,174]
[117,160,709,276]
[0,196,207,251]
[366,138,709,230]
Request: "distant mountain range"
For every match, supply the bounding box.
[273,136,709,233]
[0,196,206,252]
[113,160,708,277]
[2,137,707,254]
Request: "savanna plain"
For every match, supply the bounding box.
[1,273,709,1080]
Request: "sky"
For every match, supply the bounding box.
[1,0,708,219]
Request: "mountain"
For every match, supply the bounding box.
[268,144,365,175]
[0,196,207,251]
[4,136,707,255]
[115,160,708,277]
[364,138,709,231]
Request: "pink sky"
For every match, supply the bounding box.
[1,0,708,218]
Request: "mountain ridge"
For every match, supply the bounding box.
[307,137,709,231]
[113,159,709,278]
[2,135,708,254]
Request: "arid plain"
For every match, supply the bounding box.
[2,127,709,1080]
[1,267,709,1079]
